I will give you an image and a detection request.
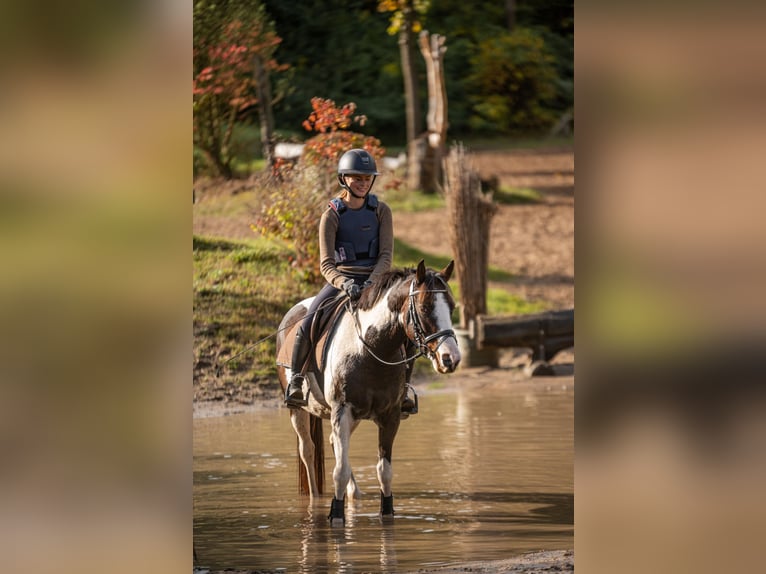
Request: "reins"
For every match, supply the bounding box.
[348,300,422,366]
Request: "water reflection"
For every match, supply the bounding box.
[194,380,573,572]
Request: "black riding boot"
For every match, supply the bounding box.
[401,342,418,416]
[285,329,311,407]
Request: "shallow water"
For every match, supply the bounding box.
[193,380,573,572]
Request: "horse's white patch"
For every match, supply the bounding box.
[430,292,461,370]
[377,457,393,497]
[358,290,394,341]
[432,292,454,331]
[324,313,362,399]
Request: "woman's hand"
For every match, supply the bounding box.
[342,279,361,301]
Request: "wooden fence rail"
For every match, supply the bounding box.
[472,309,574,375]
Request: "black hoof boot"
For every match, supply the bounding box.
[284,375,307,408]
[380,492,395,517]
[328,497,345,526]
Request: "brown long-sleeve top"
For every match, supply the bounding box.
[318,199,394,289]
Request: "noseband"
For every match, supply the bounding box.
[406,279,457,362]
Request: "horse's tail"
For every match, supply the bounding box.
[297,414,325,495]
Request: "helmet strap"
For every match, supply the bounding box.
[339,174,377,199]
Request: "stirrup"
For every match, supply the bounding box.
[400,384,418,417]
[284,375,307,408]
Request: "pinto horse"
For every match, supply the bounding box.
[276,260,461,525]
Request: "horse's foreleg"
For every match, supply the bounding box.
[290,410,319,497]
[328,404,352,526]
[345,419,363,502]
[377,419,400,517]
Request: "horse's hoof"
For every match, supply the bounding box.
[328,497,345,526]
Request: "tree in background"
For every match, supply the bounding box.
[378,0,429,187]
[195,0,573,169]
[261,0,402,141]
[193,0,286,178]
[467,27,558,133]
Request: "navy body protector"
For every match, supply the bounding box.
[329,194,380,268]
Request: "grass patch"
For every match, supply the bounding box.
[394,238,513,283]
[193,234,314,386]
[381,188,446,212]
[486,288,547,315]
[494,185,543,205]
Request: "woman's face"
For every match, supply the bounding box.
[344,174,373,197]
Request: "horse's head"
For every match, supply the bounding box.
[406,260,462,374]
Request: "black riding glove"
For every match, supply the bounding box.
[342,279,361,301]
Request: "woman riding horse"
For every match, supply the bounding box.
[285,148,416,414]
[277,259,461,524]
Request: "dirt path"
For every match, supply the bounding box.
[394,148,574,309]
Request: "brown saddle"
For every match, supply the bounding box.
[276,294,349,386]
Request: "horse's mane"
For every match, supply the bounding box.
[357,265,451,311]
[356,267,414,311]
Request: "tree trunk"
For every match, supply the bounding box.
[418,31,448,194]
[443,144,497,329]
[407,135,427,191]
[399,2,421,145]
[505,0,517,32]
[253,55,276,170]
[400,2,424,191]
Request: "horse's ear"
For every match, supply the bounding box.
[439,260,455,282]
[416,259,427,284]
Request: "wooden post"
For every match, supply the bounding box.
[417,31,448,194]
[444,144,497,329]
[443,144,498,367]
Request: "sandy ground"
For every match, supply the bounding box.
[393,148,574,309]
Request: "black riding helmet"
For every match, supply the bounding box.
[337,148,380,198]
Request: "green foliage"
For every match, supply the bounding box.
[251,166,327,284]
[467,28,558,133]
[377,0,430,35]
[193,0,286,178]
[193,234,312,386]
[194,0,573,151]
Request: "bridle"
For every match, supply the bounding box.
[405,279,457,362]
[348,277,457,366]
